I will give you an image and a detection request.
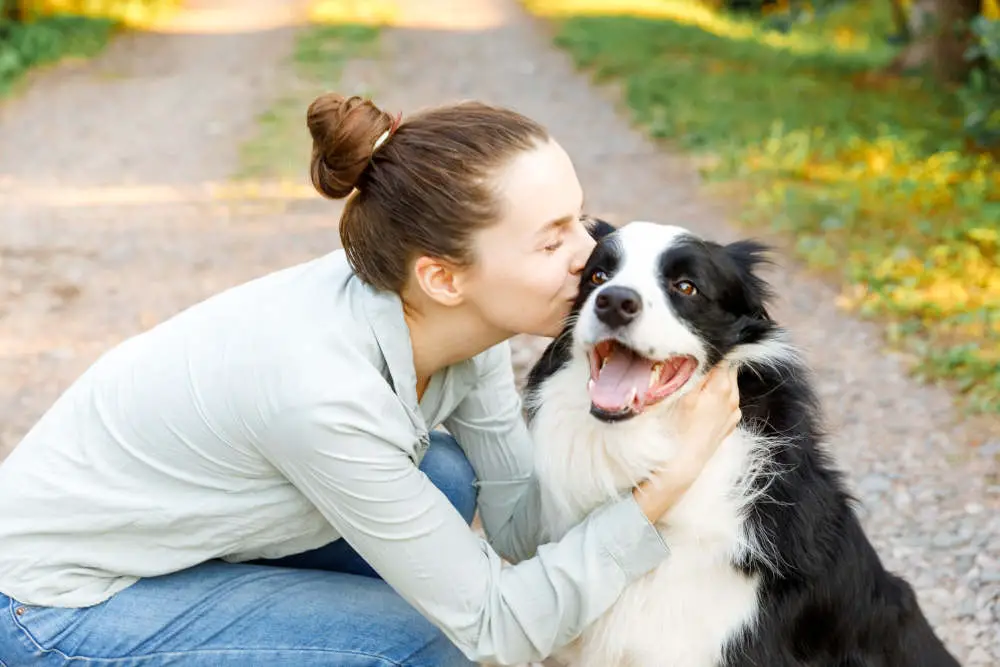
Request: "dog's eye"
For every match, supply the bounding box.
[590,270,609,286]
[674,280,697,296]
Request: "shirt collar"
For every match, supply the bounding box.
[359,279,422,418]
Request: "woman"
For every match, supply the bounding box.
[0,94,741,666]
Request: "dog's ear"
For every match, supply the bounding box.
[582,215,617,242]
[723,239,775,320]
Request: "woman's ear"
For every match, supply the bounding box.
[412,255,465,307]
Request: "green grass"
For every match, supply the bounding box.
[234,19,381,183]
[525,0,1000,415]
[0,13,117,95]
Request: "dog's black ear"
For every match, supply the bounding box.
[723,239,775,320]
[583,216,617,242]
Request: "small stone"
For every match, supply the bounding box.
[932,532,968,549]
[956,597,978,618]
[977,440,1000,457]
[981,569,1000,584]
[967,646,991,664]
[858,473,892,494]
[965,502,984,515]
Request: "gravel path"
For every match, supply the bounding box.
[1,0,997,664]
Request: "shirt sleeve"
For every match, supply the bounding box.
[442,342,554,563]
[259,382,670,665]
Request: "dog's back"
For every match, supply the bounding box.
[724,354,960,667]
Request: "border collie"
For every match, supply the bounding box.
[523,219,960,667]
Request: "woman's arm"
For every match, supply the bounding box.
[442,342,550,563]
[258,381,668,666]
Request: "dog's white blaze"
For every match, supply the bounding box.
[531,358,763,667]
[577,222,706,372]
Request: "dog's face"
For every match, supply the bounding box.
[568,221,774,423]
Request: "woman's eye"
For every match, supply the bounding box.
[544,240,563,253]
[674,280,697,296]
[590,270,609,285]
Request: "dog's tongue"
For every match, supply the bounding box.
[589,347,655,411]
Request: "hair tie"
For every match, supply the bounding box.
[372,111,403,155]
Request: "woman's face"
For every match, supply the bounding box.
[460,138,596,338]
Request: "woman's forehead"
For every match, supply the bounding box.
[493,139,583,237]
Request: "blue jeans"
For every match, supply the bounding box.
[0,432,478,667]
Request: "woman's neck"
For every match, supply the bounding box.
[404,302,509,395]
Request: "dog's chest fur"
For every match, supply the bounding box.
[529,362,762,667]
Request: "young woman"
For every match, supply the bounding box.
[0,94,741,666]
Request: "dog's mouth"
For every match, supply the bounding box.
[587,340,698,422]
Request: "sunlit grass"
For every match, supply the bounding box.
[525,0,1000,413]
[234,1,383,183]
[524,0,895,61]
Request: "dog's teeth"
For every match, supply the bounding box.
[649,363,662,389]
[588,379,595,392]
[628,387,638,405]
[601,356,608,371]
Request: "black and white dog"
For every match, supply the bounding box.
[523,219,961,667]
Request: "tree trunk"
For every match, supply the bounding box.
[886,0,984,83]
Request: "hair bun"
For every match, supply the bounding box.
[307,93,393,199]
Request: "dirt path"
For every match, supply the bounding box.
[1,0,996,663]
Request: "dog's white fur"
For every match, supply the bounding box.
[525,222,796,667]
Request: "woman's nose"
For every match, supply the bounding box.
[571,229,596,274]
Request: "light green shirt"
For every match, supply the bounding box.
[0,249,669,664]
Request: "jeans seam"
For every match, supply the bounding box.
[16,641,405,666]
[11,603,403,666]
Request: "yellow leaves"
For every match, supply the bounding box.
[864,241,998,324]
[968,227,999,252]
[831,26,859,50]
[866,149,888,174]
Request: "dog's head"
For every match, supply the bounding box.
[566,220,777,423]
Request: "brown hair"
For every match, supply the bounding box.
[306,93,549,293]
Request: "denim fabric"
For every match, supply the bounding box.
[0,432,477,667]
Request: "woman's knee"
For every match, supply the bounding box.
[419,431,478,524]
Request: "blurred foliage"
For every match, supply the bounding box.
[960,14,1000,147]
[524,0,1000,414]
[0,1,180,94]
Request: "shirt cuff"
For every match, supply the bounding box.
[596,491,670,580]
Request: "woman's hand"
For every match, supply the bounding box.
[632,364,742,524]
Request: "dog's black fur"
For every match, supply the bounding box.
[524,219,961,667]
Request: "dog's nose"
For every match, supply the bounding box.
[594,286,642,328]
